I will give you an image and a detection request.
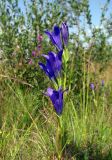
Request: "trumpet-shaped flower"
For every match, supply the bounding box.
[38,50,63,80]
[45,87,66,115]
[61,22,69,46]
[45,25,63,51]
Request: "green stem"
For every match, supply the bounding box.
[63,48,68,90]
[56,116,63,159]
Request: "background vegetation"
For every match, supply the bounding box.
[0,0,112,159]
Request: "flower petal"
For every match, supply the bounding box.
[46,88,54,96]
[45,87,65,115]
[52,25,63,51]
[38,62,53,79]
[48,52,56,62]
[61,22,69,46]
[45,31,56,47]
[54,88,63,115]
[53,25,60,36]
[57,50,63,61]
[38,62,48,74]
[45,25,63,51]
[41,54,49,59]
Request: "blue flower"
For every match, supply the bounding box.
[61,22,69,46]
[101,80,104,86]
[45,87,66,115]
[90,83,95,90]
[45,25,63,51]
[38,50,63,80]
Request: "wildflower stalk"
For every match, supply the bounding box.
[55,48,69,159]
[38,22,69,159]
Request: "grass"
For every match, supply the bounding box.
[0,51,112,160]
[1,72,112,160]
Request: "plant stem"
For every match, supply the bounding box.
[56,116,63,159]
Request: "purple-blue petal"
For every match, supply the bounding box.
[41,54,49,59]
[46,88,54,96]
[45,25,63,51]
[38,50,63,81]
[54,58,62,73]
[45,31,56,47]
[48,52,56,62]
[38,62,47,71]
[90,83,95,90]
[56,87,63,114]
[38,62,49,76]
[54,99,63,115]
[46,87,65,115]
[53,25,60,36]
[46,60,56,78]
[57,50,63,61]
[61,22,69,46]
[38,62,55,79]
[52,30,63,51]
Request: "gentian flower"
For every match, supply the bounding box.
[90,83,95,90]
[45,87,66,115]
[61,22,69,46]
[101,80,104,86]
[45,25,63,51]
[38,50,63,80]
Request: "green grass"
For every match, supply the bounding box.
[1,77,112,160]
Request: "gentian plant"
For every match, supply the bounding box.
[38,22,69,159]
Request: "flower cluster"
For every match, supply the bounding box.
[38,22,69,115]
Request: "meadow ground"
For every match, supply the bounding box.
[1,62,112,160]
